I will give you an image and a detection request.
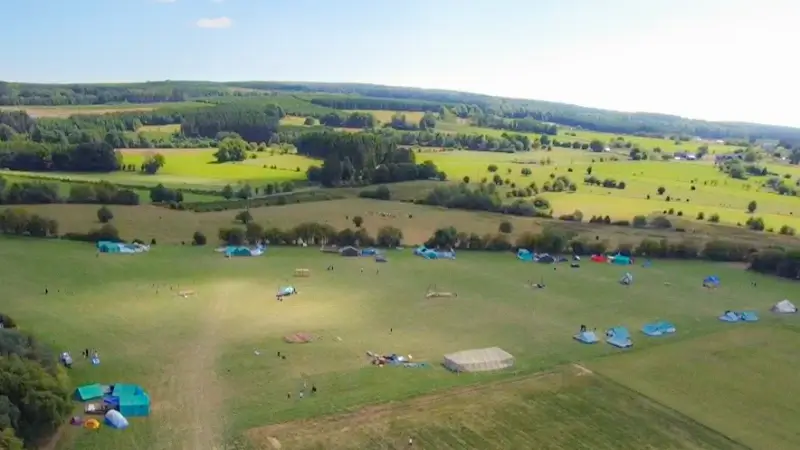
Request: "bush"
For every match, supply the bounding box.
[632,215,648,228]
[657,186,666,195]
[359,186,391,200]
[746,216,765,231]
[192,231,207,245]
[235,210,253,224]
[376,226,403,247]
[499,221,513,234]
[96,206,113,223]
[779,225,796,236]
[0,313,17,329]
[650,215,672,229]
[352,216,364,228]
[696,212,705,220]
[708,213,721,223]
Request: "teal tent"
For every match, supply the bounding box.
[612,255,631,265]
[75,384,104,401]
[118,393,150,417]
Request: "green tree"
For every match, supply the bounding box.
[221,184,234,200]
[96,206,113,223]
[352,216,364,228]
[192,231,207,245]
[747,200,757,213]
[376,226,403,247]
[462,176,470,184]
[213,137,248,163]
[235,210,253,224]
[657,186,666,195]
[589,139,605,152]
[141,153,165,174]
[498,221,513,234]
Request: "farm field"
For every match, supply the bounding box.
[416,149,800,230]
[559,129,737,154]
[3,240,799,450]
[6,197,798,248]
[0,102,202,118]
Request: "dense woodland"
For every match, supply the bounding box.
[296,131,444,186]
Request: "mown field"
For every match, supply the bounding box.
[6,197,798,248]
[0,102,202,118]
[3,240,798,450]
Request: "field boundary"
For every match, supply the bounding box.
[590,367,752,449]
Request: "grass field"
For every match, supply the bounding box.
[0,102,201,118]
[3,239,799,450]
[416,149,800,229]
[559,129,737,155]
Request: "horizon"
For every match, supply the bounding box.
[3,0,798,127]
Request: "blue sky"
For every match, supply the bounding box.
[3,0,798,126]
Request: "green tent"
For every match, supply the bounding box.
[75,384,104,401]
[118,393,151,417]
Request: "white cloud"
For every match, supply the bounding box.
[196,17,232,28]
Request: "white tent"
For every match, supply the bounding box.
[771,299,797,314]
[443,347,514,373]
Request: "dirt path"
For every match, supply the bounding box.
[154,282,231,450]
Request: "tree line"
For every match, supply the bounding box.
[0,314,72,449]
[0,140,119,172]
[0,178,140,206]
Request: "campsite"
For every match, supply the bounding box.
[3,238,800,450]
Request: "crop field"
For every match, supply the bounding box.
[0,102,201,118]
[130,124,181,140]
[417,149,800,229]
[3,239,798,450]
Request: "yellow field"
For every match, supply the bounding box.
[560,129,737,154]
[417,149,800,230]
[356,110,426,124]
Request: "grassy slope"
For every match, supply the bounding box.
[2,241,798,449]
[416,149,800,229]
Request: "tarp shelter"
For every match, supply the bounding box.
[642,321,676,337]
[574,330,599,344]
[517,249,533,261]
[339,246,360,257]
[97,241,149,254]
[361,248,379,256]
[443,347,514,373]
[75,384,105,401]
[414,246,455,260]
[611,255,631,265]
[703,276,720,288]
[772,299,798,314]
[606,327,633,348]
[590,255,606,263]
[718,311,740,322]
[104,410,129,429]
[740,311,759,322]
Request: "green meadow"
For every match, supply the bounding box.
[3,240,799,449]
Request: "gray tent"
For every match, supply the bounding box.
[443,347,514,373]
[339,246,360,257]
[771,299,797,314]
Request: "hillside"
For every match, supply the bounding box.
[3,80,800,142]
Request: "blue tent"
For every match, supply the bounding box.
[642,321,676,337]
[718,311,740,322]
[414,246,455,260]
[361,248,379,256]
[741,311,759,322]
[224,245,265,257]
[517,249,533,261]
[703,276,720,287]
[573,330,599,344]
[277,286,296,297]
[606,327,632,348]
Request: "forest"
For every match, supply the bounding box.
[4,80,800,140]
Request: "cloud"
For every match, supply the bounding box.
[196,17,232,28]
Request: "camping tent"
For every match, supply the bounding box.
[414,246,455,260]
[718,311,740,322]
[606,327,633,348]
[536,254,555,263]
[361,248,379,256]
[573,330,599,344]
[224,246,264,257]
[75,384,105,401]
[620,272,633,285]
[375,255,388,263]
[104,410,129,429]
[642,321,676,337]
[443,347,514,373]
[109,384,150,417]
[590,254,606,263]
[611,255,631,265]
[740,311,759,322]
[339,246,360,257]
[703,276,720,288]
[517,249,533,261]
[278,286,296,297]
[772,299,797,314]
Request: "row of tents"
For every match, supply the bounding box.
[97,241,150,254]
[516,250,632,265]
[574,321,676,348]
[414,246,456,260]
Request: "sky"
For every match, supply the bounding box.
[2,0,798,126]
